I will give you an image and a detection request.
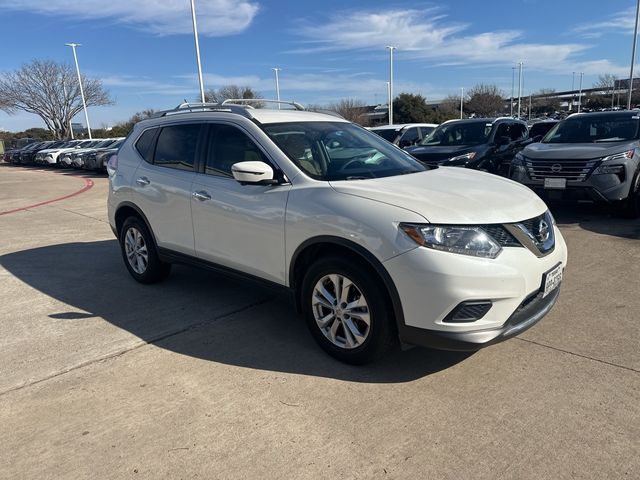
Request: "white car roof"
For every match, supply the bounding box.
[370,123,438,131]
[248,109,349,124]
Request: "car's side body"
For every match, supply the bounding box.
[109,105,567,361]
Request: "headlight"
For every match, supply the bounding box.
[443,152,476,165]
[399,224,502,258]
[595,150,632,175]
[510,153,527,176]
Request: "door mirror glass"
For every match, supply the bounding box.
[231,161,277,185]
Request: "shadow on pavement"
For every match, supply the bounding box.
[0,240,471,383]
[549,202,640,240]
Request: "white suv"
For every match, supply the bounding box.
[108,102,567,364]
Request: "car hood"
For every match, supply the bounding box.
[405,145,478,164]
[329,168,546,224]
[523,141,636,160]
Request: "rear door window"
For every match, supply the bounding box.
[153,124,201,171]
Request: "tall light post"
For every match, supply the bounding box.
[386,46,396,125]
[511,66,516,116]
[65,43,91,139]
[571,71,577,111]
[577,72,584,113]
[517,61,523,118]
[386,81,391,112]
[628,0,640,109]
[62,81,74,139]
[272,68,281,109]
[190,0,205,103]
[460,87,464,119]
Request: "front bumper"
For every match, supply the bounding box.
[384,225,567,351]
[398,286,560,351]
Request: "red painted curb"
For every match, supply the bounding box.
[0,174,95,216]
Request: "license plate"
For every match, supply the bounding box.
[544,178,566,190]
[542,263,563,298]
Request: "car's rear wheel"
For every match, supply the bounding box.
[119,216,171,284]
[301,256,397,364]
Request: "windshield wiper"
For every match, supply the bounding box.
[345,175,370,180]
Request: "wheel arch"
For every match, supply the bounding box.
[289,236,405,332]
[114,202,158,247]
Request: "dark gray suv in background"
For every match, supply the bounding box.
[511,111,640,217]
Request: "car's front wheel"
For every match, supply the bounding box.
[119,216,171,284]
[301,256,397,364]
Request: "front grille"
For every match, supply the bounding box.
[524,158,600,182]
[483,225,521,247]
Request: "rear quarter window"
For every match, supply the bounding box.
[135,128,158,163]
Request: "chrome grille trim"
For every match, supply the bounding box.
[524,158,600,182]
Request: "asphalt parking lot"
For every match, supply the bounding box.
[0,163,638,479]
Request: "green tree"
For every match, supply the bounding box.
[392,93,433,123]
[108,109,156,137]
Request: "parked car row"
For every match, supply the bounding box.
[2,137,124,172]
[371,112,640,217]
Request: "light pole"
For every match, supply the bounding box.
[628,0,640,109]
[62,81,74,140]
[577,72,584,113]
[65,43,91,139]
[272,68,281,109]
[386,46,396,125]
[571,71,576,111]
[517,61,523,118]
[511,66,516,116]
[460,87,464,119]
[190,0,205,104]
[528,92,532,120]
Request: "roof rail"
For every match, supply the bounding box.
[222,98,306,110]
[151,102,254,119]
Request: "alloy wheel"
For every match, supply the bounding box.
[124,227,149,274]
[312,274,371,349]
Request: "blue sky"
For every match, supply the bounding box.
[0,0,636,131]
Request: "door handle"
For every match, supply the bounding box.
[136,176,150,186]
[192,190,211,201]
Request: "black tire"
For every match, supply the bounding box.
[300,256,397,365]
[619,172,640,219]
[119,216,171,284]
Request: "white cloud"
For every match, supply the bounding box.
[291,7,622,74]
[574,7,636,37]
[0,0,259,36]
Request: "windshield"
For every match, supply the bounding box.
[543,113,640,143]
[371,128,400,142]
[420,121,492,146]
[262,122,426,181]
[110,139,125,149]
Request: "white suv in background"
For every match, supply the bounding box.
[108,102,567,364]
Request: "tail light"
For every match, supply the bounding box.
[106,154,118,176]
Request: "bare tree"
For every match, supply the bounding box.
[465,84,505,117]
[204,85,264,107]
[0,60,112,139]
[327,98,370,126]
[532,88,561,115]
[438,94,463,119]
[594,74,617,91]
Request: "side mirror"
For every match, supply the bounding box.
[496,136,511,146]
[231,161,278,186]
